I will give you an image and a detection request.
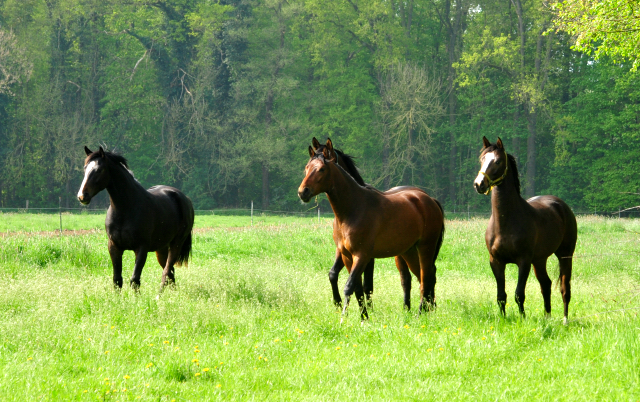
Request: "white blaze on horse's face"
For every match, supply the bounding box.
[77,160,97,199]
[474,152,496,187]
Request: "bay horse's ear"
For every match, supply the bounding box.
[308,145,315,158]
[496,137,504,150]
[324,138,336,162]
[98,147,105,158]
[312,137,321,150]
[482,136,491,148]
[84,146,93,156]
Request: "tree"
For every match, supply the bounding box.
[553,0,640,70]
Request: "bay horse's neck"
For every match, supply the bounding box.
[324,163,366,221]
[490,165,525,222]
[105,161,147,212]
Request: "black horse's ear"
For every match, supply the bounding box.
[496,137,504,150]
[482,136,491,148]
[312,137,320,150]
[84,146,92,156]
[308,145,315,158]
[98,147,105,157]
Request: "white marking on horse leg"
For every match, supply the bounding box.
[474,152,496,186]
[77,161,97,198]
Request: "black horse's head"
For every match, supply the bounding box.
[77,146,129,205]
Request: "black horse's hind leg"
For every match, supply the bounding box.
[395,256,412,310]
[108,240,124,289]
[328,250,344,307]
[363,259,375,310]
[514,261,532,317]
[490,259,507,315]
[130,248,148,289]
[557,254,573,324]
[532,258,552,316]
[161,244,180,288]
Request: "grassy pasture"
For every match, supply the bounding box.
[0,214,639,401]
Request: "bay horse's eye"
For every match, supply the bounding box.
[319,168,325,173]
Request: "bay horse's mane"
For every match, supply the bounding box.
[480,145,521,194]
[313,146,366,186]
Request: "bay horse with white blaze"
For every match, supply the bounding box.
[299,139,445,316]
[77,147,194,289]
[474,137,577,324]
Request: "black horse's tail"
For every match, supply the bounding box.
[433,198,445,263]
[176,231,192,267]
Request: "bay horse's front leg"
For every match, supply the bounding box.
[489,258,507,315]
[328,249,345,307]
[343,256,370,320]
[515,261,532,317]
[130,248,149,289]
[108,240,124,289]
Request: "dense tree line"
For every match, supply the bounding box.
[0,0,639,212]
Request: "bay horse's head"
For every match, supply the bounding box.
[77,146,125,205]
[298,138,337,203]
[474,136,509,195]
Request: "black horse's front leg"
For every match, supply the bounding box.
[328,249,345,307]
[130,248,148,289]
[343,256,370,320]
[108,240,124,289]
[363,259,375,310]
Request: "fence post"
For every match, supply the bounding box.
[251,200,253,226]
[318,206,320,223]
[26,200,29,211]
[619,207,621,219]
[59,197,62,236]
[467,204,470,220]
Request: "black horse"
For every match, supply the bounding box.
[77,147,194,289]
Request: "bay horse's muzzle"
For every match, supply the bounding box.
[298,187,312,203]
[474,180,488,195]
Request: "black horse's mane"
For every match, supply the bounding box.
[480,145,521,194]
[314,146,366,186]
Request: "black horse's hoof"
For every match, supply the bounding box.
[129,279,141,290]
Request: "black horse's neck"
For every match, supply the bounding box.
[105,159,147,212]
[324,161,367,221]
[490,157,526,221]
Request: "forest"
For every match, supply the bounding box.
[0,0,638,213]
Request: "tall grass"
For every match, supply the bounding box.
[0,216,638,400]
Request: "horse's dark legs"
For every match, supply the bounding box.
[395,256,412,310]
[343,256,370,320]
[514,261,532,317]
[156,248,175,283]
[108,240,124,288]
[328,249,344,307]
[161,244,179,288]
[557,254,573,324]
[130,248,148,289]
[363,259,375,310]
[490,259,507,315]
[532,258,552,316]
[417,244,437,312]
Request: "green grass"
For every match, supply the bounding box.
[0,215,639,400]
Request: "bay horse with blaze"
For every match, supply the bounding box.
[77,147,194,289]
[299,139,445,317]
[474,137,577,324]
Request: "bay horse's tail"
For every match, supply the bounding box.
[176,231,192,267]
[433,198,445,263]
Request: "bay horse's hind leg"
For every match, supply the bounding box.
[156,248,173,283]
[514,261,532,317]
[417,244,437,312]
[328,249,344,307]
[161,244,180,289]
[557,253,573,324]
[395,256,412,310]
[532,258,552,316]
